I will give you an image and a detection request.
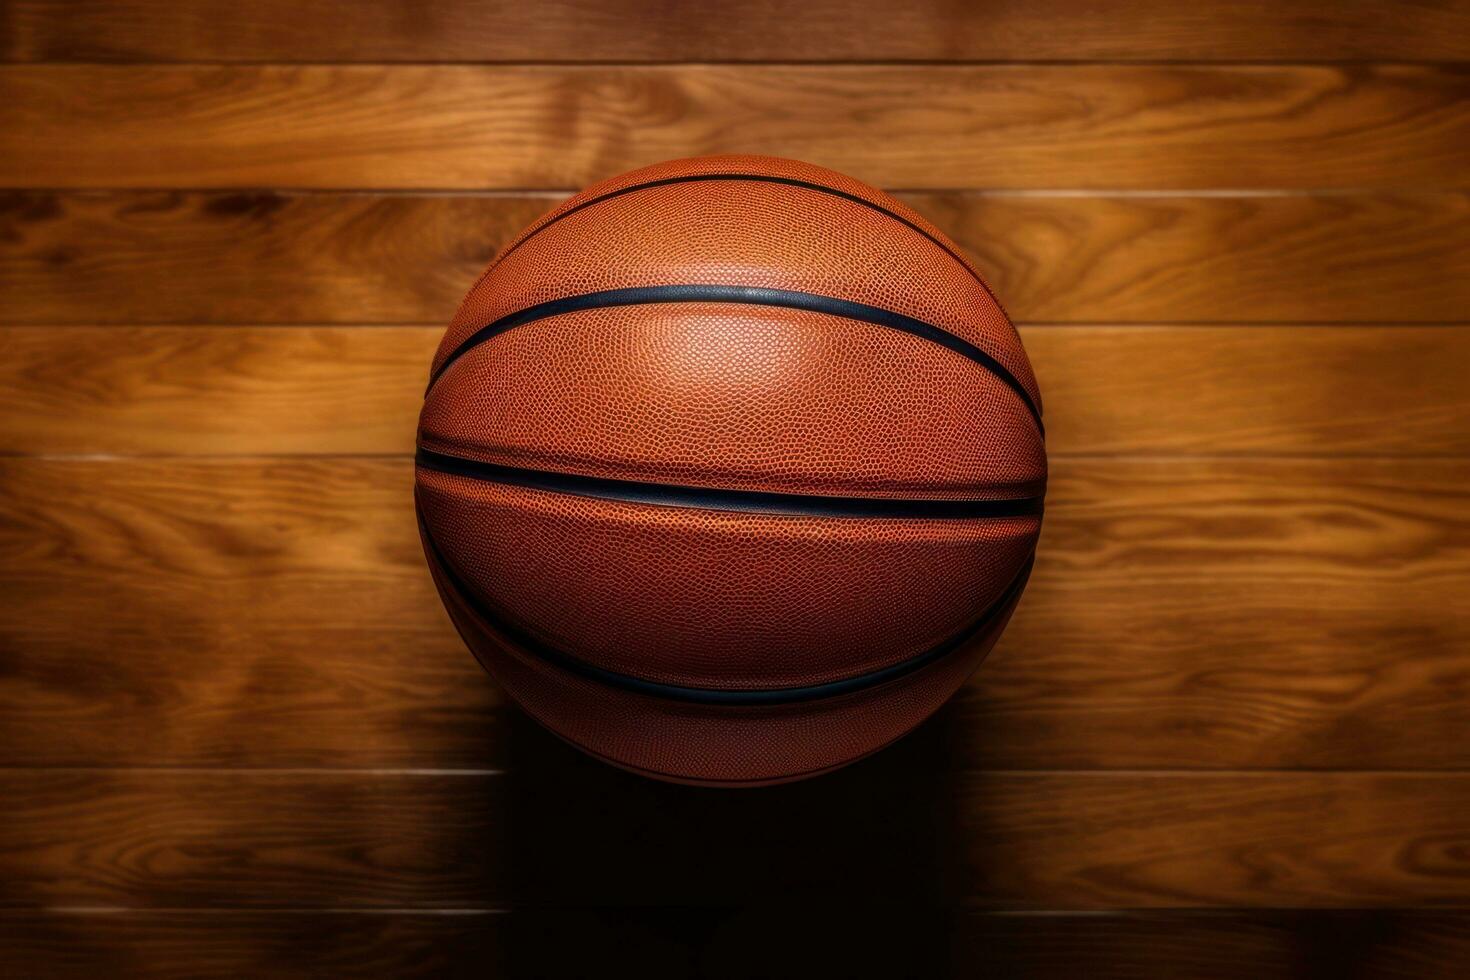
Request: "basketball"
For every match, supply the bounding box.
[415,155,1045,785]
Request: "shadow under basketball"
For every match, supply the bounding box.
[496,704,964,976]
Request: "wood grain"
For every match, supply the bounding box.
[3,910,1469,980]
[1,768,1469,908]
[4,325,1468,457]
[1,0,1465,966]
[2,65,1467,189]
[958,455,1470,770]
[4,190,1466,325]
[6,0,1470,63]
[0,457,495,770]
[0,326,436,455]
[1022,325,1470,456]
[0,911,510,980]
[2,457,1466,771]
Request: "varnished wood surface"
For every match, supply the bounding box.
[2,765,1469,908]
[4,325,1468,457]
[3,456,1465,771]
[4,190,1466,325]
[6,0,1470,63]
[3,910,1470,979]
[3,0,1468,971]
[3,65,1468,189]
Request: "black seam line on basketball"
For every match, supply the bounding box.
[416,448,1044,520]
[420,513,1035,706]
[425,284,1044,433]
[464,170,1028,388]
[487,172,992,294]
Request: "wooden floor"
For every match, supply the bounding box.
[1,1,1468,976]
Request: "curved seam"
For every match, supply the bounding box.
[419,512,1034,706]
[450,171,1032,405]
[481,172,995,297]
[425,284,1044,434]
[416,447,1045,520]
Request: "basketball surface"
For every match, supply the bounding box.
[415,155,1045,785]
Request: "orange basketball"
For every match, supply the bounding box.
[415,155,1045,786]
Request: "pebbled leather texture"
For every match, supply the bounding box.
[416,154,1046,785]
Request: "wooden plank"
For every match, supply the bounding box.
[0,457,498,770]
[944,912,1470,980]
[959,455,1470,770]
[3,910,1470,980]
[1,769,1469,907]
[2,65,1467,190]
[0,911,512,980]
[1,457,1466,770]
[0,771,510,908]
[3,325,1468,457]
[0,327,438,456]
[1022,325,1470,456]
[4,190,1466,325]
[6,0,1470,63]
